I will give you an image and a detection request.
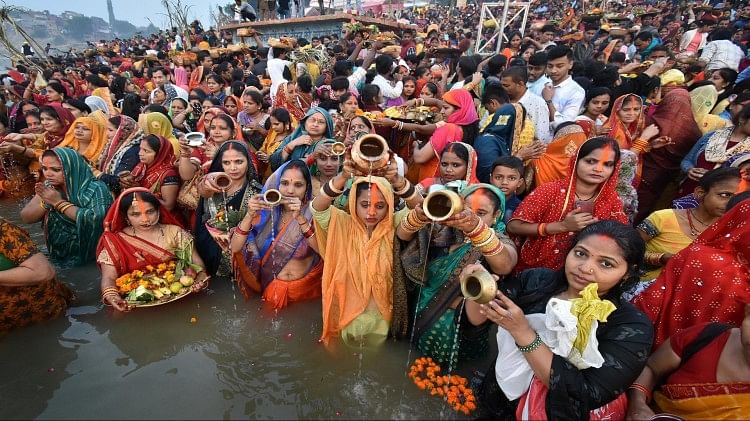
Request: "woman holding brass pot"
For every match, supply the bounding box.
[230,160,322,310]
[465,221,653,420]
[310,154,422,346]
[396,183,517,366]
[195,141,262,276]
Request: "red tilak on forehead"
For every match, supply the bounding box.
[133,194,149,223]
[368,183,379,217]
[595,144,614,172]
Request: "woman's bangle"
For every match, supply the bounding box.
[394,179,412,196]
[466,218,484,238]
[628,383,653,404]
[645,251,665,266]
[234,225,251,236]
[302,224,315,238]
[517,331,543,353]
[483,239,505,257]
[537,223,547,237]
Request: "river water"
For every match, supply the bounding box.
[0,198,488,419]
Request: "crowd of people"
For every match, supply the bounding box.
[1,0,749,419]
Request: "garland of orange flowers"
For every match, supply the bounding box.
[408,357,476,415]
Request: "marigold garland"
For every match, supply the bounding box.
[114,260,177,294]
[408,357,476,415]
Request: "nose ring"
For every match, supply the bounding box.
[588,268,594,274]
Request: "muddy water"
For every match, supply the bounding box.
[0,199,487,419]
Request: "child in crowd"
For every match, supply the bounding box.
[489,156,525,223]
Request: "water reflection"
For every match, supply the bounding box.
[0,198,476,419]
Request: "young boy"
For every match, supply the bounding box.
[489,156,525,224]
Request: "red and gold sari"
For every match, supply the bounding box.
[96,188,187,276]
[511,139,628,273]
[634,198,750,348]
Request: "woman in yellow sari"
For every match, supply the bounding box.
[139,111,179,155]
[58,111,109,166]
[691,84,731,135]
[310,158,422,346]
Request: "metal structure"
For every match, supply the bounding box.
[475,1,530,55]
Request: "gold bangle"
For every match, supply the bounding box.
[478,235,501,253]
[470,226,493,245]
[483,239,505,256]
[400,218,420,233]
[473,229,497,249]
[466,218,484,238]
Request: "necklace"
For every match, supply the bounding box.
[575,191,596,201]
[685,209,708,237]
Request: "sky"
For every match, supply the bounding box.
[5,0,216,28]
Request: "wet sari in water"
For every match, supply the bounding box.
[44,147,113,266]
[402,184,506,366]
[0,218,72,333]
[234,161,322,309]
[96,187,190,276]
[195,141,262,276]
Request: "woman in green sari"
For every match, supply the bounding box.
[20,147,113,266]
[396,183,518,366]
[268,107,336,171]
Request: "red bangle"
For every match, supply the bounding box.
[302,224,315,238]
[234,225,250,236]
[284,145,293,154]
[628,383,652,404]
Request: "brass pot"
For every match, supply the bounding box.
[351,134,389,173]
[331,142,347,156]
[214,173,232,189]
[185,131,206,146]
[460,267,497,304]
[423,189,463,222]
[263,189,282,205]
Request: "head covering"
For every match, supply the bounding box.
[85,96,109,115]
[45,147,113,265]
[140,112,179,154]
[196,107,244,140]
[314,175,396,342]
[42,103,76,148]
[59,115,108,164]
[441,89,479,126]
[96,187,183,275]
[461,183,506,233]
[604,94,645,149]
[634,198,750,348]
[421,142,479,189]
[130,135,177,190]
[289,106,335,141]
[207,140,260,183]
[659,69,685,87]
[222,95,242,116]
[101,114,138,173]
[238,160,319,294]
[690,84,729,134]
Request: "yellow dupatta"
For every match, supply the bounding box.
[313,176,404,342]
[58,113,108,165]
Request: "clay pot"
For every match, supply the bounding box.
[351,134,389,173]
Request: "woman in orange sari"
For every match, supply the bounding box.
[418,142,479,190]
[97,188,208,312]
[231,160,322,310]
[533,122,588,187]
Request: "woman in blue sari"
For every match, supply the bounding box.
[230,160,322,309]
[20,147,113,266]
[268,107,335,171]
[396,183,517,366]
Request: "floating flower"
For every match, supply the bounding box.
[408,358,476,415]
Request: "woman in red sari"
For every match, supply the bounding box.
[97,188,209,312]
[507,137,628,273]
[130,135,181,221]
[633,196,750,348]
